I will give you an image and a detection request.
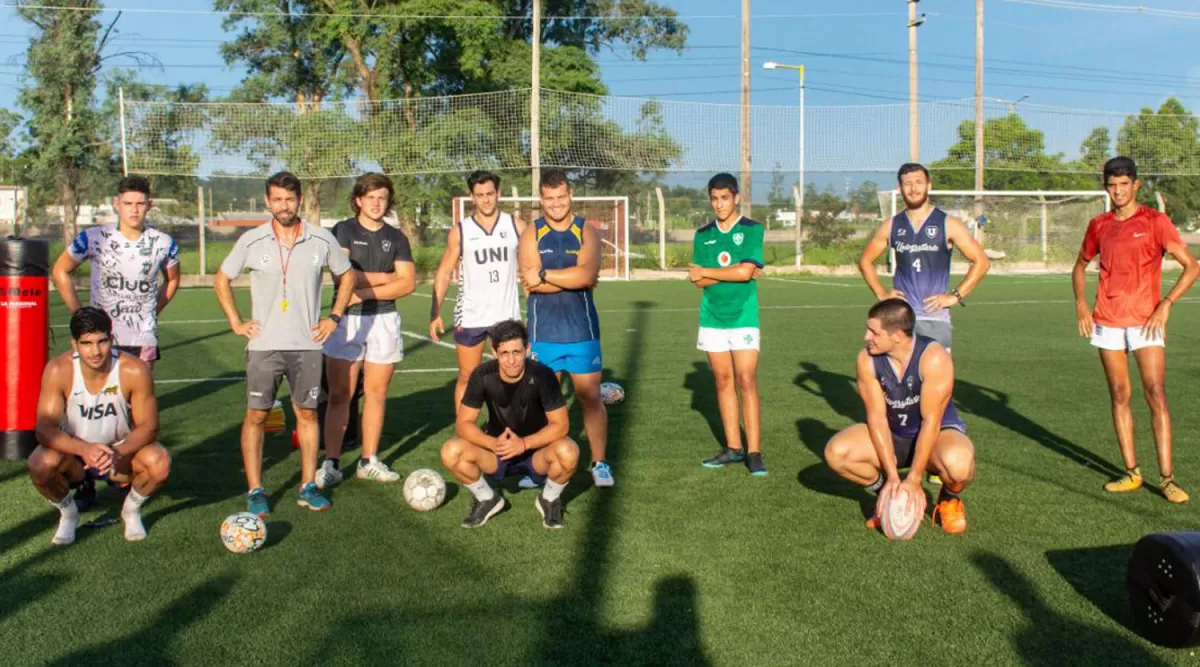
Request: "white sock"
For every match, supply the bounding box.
[123,488,148,514]
[122,489,148,541]
[542,479,566,503]
[466,477,495,502]
[51,493,78,546]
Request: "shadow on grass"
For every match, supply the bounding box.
[683,361,728,449]
[970,551,1167,667]
[1045,544,1137,634]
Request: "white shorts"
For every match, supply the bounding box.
[697,327,760,352]
[323,312,404,365]
[1090,323,1164,352]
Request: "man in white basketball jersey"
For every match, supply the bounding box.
[52,176,181,366]
[29,307,171,545]
[430,170,525,407]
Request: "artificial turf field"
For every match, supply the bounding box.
[2,274,1200,666]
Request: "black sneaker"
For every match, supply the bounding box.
[701,447,746,468]
[535,494,565,529]
[74,479,97,512]
[461,495,506,529]
[747,452,768,477]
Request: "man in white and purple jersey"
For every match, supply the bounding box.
[858,163,989,354]
[52,176,181,366]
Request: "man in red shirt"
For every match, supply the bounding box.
[1073,156,1199,503]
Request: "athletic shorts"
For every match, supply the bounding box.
[246,350,324,410]
[914,319,952,354]
[892,424,966,469]
[697,327,760,353]
[115,345,160,363]
[454,326,491,348]
[530,340,603,375]
[1090,323,1164,352]
[323,312,404,365]
[489,450,546,485]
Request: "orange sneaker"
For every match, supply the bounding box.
[865,515,881,530]
[932,497,967,534]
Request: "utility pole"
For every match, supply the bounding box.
[740,0,752,217]
[974,0,984,200]
[531,0,542,194]
[908,0,923,162]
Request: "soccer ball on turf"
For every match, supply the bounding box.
[221,512,267,554]
[599,382,625,405]
[404,469,446,512]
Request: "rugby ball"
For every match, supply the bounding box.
[880,487,922,541]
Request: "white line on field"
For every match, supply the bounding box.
[760,277,856,288]
[156,367,460,385]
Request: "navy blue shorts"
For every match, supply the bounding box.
[454,326,491,348]
[489,451,546,484]
[892,424,966,468]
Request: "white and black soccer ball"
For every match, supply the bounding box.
[403,469,447,512]
[600,382,625,405]
[220,512,267,554]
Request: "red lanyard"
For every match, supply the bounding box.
[273,222,298,295]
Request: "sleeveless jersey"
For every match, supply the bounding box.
[456,212,522,328]
[890,207,951,323]
[68,225,180,347]
[527,216,600,344]
[62,353,132,445]
[872,335,963,439]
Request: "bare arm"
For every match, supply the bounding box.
[34,359,93,457]
[519,221,562,294]
[115,359,159,456]
[455,404,500,451]
[1072,252,1093,338]
[357,260,416,301]
[856,350,899,481]
[858,220,894,300]
[518,406,570,450]
[543,222,601,290]
[330,269,355,317]
[213,270,248,333]
[157,262,181,314]
[1142,239,1200,340]
[694,263,758,283]
[430,225,461,321]
[51,252,84,313]
[908,347,954,482]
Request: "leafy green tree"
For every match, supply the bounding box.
[1115,98,1200,224]
[930,114,1092,191]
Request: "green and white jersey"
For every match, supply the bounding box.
[692,217,765,329]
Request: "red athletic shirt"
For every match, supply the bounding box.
[1079,206,1183,327]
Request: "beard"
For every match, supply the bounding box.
[903,192,928,210]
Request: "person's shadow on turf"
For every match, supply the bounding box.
[970,552,1168,667]
[792,362,874,518]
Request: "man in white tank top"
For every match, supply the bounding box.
[29,307,171,545]
[430,170,524,407]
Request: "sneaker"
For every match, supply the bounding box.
[535,494,566,529]
[247,488,271,518]
[932,497,967,534]
[518,475,543,489]
[74,478,97,512]
[1104,469,1143,493]
[701,447,746,468]
[1161,478,1190,504]
[356,458,401,483]
[747,452,768,477]
[927,473,943,486]
[865,515,881,530]
[315,461,344,490]
[296,482,331,512]
[461,495,506,529]
[591,461,614,488]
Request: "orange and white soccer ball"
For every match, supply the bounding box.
[220,512,267,554]
[403,469,446,512]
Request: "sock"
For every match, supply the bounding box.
[466,477,495,502]
[122,488,148,514]
[50,492,79,546]
[122,492,147,542]
[248,487,264,497]
[938,486,961,503]
[542,479,567,503]
[326,458,340,471]
[864,473,885,494]
[360,456,377,467]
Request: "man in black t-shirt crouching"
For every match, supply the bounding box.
[440,319,579,529]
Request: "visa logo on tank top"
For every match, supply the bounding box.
[78,403,119,420]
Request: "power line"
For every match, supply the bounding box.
[999,0,1200,19]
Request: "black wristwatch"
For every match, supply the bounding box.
[951,289,966,307]
[538,268,547,284]
[330,313,343,324]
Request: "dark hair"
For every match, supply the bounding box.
[70,307,113,341]
[350,172,395,216]
[867,298,915,337]
[897,163,930,183]
[490,319,528,348]
[467,170,501,193]
[707,172,739,195]
[540,170,570,192]
[265,171,303,198]
[1103,156,1138,183]
[117,176,151,198]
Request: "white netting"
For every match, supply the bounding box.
[886,189,1110,269]
[452,196,630,280]
[123,89,1200,178]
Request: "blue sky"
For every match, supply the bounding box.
[1,0,1198,190]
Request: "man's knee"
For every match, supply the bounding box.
[293,407,318,425]
[27,447,63,482]
[938,439,975,483]
[552,438,580,470]
[1143,382,1168,409]
[735,369,757,393]
[244,409,269,426]
[1108,380,1133,406]
[441,438,466,468]
[824,438,851,469]
[138,445,172,480]
[712,367,735,391]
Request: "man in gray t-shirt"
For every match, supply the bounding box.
[214,171,354,516]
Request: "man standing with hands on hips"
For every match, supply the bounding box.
[214,171,355,516]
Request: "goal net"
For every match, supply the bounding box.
[886,190,1111,272]
[452,196,630,280]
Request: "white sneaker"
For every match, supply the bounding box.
[122,509,146,541]
[591,461,614,488]
[315,461,344,490]
[357,458,401,483]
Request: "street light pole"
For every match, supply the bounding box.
[764,61,805,267]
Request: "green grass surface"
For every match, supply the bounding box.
[3,276,1200,665]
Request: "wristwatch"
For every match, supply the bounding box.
[538,268,547,284]
[951,288,966,307]
[330,313,343,324]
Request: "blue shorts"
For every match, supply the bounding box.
[454,326,491,348]
[530,340,603,375]
[490,451,546,485]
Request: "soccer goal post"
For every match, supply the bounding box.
[886,189,1111,272]
[452,196,631,280]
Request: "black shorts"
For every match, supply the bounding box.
[454,326,491,348]
[489,450,546,485]
[892,424,966,468]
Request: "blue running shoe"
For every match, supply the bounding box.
[591,461,614,488]
[701,447,746,468]
[747,452,768,477]
[518,475,543,490]
[296,482,331,512]
[247,488,271,518]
